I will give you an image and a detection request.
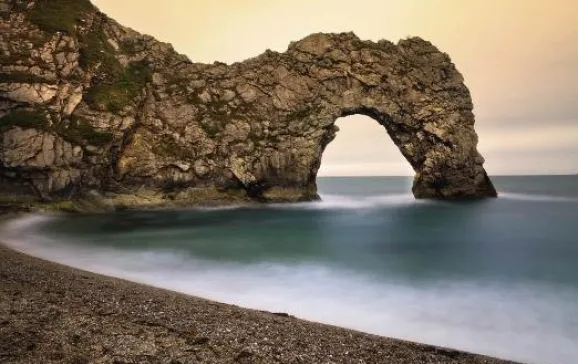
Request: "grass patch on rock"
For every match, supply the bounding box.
[119,39,142,55]
[152,134,196,159]
[0,109,48,131]
[0,72,50,84]
[152,135,180,157]
[80,28,152,113]
[79,31,121,75]
[27,0,95,34]
[56,116,113,147]
[84,61,151,113]
[0,109,113,148]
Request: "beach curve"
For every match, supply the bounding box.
[0,213,522,364]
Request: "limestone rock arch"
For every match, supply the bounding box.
[0,2,497,206]
[187,33,497,201]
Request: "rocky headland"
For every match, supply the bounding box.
[0,0,496,211]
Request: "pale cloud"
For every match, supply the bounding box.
[477,123,578,153]
[478,123,578,175]
[318,162,413,177]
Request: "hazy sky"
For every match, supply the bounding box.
[93,0,577,176]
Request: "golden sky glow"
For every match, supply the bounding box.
[93,0,578,175]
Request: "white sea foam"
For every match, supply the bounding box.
[271,193,424,210]
[498,192,578,203]
[1,214,577,364]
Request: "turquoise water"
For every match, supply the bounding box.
[1,175,577,364]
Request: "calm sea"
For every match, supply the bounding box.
[1,175,577,364]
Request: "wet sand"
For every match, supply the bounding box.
[0,217,520,364]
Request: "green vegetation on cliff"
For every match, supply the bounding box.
[79,31,121,77]
[56,116,113,147]
[85,61,152,113]
[79,27,153,113]
[0,109,48,131]
[0,109,112,147]
[27,0,95,34]
[152,135,196,159]
[152,135,181,157]
[0,72,50,84]
[119,39,142,55]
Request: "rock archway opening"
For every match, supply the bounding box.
[316,114,415,197]
[318,114,414,178]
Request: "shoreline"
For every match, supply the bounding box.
[0,215,521,364]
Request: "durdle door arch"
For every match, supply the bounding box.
[0,1,496,206]
[224,33,498,200]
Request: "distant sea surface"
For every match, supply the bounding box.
[1,175,577,364]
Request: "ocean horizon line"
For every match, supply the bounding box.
[318,173,578,178]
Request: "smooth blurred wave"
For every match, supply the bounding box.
[278,193,421,210]
[498,192,578,203]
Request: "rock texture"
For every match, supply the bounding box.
[0,0,497,207]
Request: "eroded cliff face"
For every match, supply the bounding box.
[0,0,496,209]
